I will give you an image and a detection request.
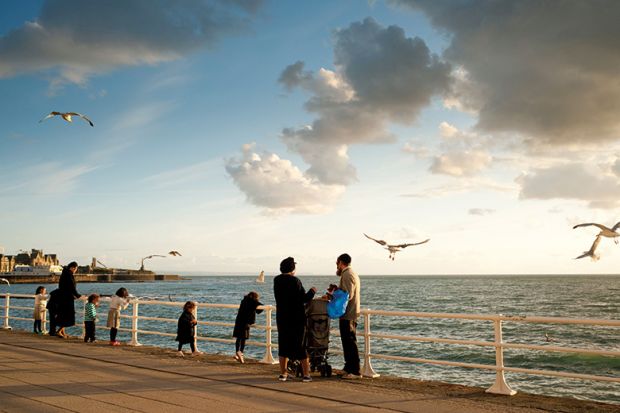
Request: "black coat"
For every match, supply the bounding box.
[233,296,263,339]
[176,310,196,344]
[273,274,315,359]
[56,268,81,327]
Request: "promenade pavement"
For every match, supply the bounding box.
[0,331,616,413]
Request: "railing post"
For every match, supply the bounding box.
[42,303,48,334]
[362,309,379,378]
[2,294,11,330]
[81,299,86,339]
[486,317,516,395]
[193,302,198,352]
[129,300,141,346]
[260,306,277,364]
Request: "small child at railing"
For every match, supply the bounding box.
[107,288,129,346]
[84,294,100,343]
[175,301,203,356]
[232,291,263,363]
[33,286,47,334]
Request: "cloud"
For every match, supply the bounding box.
[392,0,620,146]
[518,163,620,209]
[225,144,345,214]
[468,208,495,216]
[0,0,262,86]
[279,17,451,185]
[430,150,492,177]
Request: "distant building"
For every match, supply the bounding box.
[0,249,59,273]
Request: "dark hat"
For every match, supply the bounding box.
[280,257,296,274]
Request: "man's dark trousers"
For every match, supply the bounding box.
[339,319,360,375]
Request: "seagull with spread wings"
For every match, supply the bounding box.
[573,221,620,244]
[575,235,602,261]
[39,111,94,127]
[364,233,430,261]
[573,220,620,261]
[139,254,166,271]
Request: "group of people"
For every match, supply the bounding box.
[37,261,131,345]
[272,253,361,382]
[32,254,362,382]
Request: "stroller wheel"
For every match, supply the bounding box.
[326,365,332,378]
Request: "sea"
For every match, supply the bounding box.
[3,275,619,404]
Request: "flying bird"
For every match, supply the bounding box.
[573,221,620,244]
[39,112,94,127]
[575,235,601,261]
[139,254,166,271]
[0,278,9,286]
[168,251,182,256]
[364,233,430,261]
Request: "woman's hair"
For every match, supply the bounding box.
[183,301,196,312]
[88,293,100,303]
[115,287,129,298]
[67,261,79,269]
[247,291,260,301]
[35,286,45,294]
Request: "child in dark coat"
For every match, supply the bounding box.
[176,301,202,356]
[232,291,263,363]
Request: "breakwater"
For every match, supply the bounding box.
[1,273,181,284]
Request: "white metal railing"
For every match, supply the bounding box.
[1,293,619,396]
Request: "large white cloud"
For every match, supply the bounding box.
[225,144,344,214]
[392,0,620,146]
[279,18,451,185]
[0,0,262,86]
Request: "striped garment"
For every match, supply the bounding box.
[84,302,97,322]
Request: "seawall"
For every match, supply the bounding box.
[0,273,181,284]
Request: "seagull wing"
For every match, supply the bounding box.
[575,235,602,259]
[364,233,387,246]
[588,235,602,255]
[394,239,431,249]
[572,223,611,232]
[612,221,620,232]
[39,112,61,123]
[67,112,94,127]
[168,251,182,256]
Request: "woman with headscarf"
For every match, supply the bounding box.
[273,257,316,382]
[55,261,81,338]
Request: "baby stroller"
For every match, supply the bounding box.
[288,299,333,377]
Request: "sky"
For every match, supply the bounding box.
[1,0,620,275]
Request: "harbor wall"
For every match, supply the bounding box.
[0,273,181,284]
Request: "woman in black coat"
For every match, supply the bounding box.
[273,257,316,382]
[232,291,263,363]
[55,262,81,338]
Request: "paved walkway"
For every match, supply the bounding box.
[0,331,616,413]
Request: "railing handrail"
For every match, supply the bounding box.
[1,292,618,398]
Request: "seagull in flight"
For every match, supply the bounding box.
[39,112,94,127]
[364,233,430,261]
[575,235,602,261]
[168,251,182,256]
[0,278,9,286]
[573,221,620,244]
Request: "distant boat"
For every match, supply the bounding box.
[256,270,265,283]
[2,264,63,276]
